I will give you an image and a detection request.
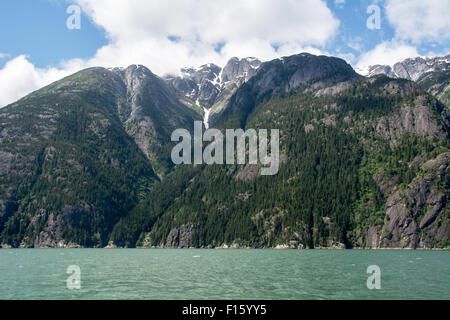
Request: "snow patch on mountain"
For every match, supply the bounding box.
[165,57,262,111]
[365,55,450,81]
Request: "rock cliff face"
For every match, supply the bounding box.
[0,53,448,249]
[365,55,450,106]
[166,63,222,107]
[165,57,262,110]
[358,153,449,249]
[366,55,449,82]
[164,224,199,248]
[215,53,361,128]
[110,65,201,177]
[0,65,200,248]
[372,99,448,145]
[137,63,448,250]
[221,57,261,84]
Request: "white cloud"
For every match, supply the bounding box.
[75,0,339,74]
[334,0,345,8]
[77,0,338,48]
[356,40,420,73]
[346,37,363,52]
[0,0,341,107]
[385,0,450,44]
[355,0,450,73]
[0,53,10,59]
[0,55,79,107]
[336,52,356,65]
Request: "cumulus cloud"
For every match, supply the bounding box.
[0,0,340,107]
[355,0,450,73]
[385,0,450,44]
[356,40,420,73]
[78,0,338,46]
[346,37,363,52]
[0,55,83,106]
[75,0,339,73]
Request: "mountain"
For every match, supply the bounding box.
[111,54,449,249]
[365,55,450,106]
[165,63,222,108]
[165,57,262,127]
[214,53,361,128]
[108,65,202,177]
[0,53,449,249]
[366,55,449,81]
[165,57,261,108]
[0,65,201,247]
[415,69,450,108]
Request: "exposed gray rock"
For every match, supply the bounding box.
[304,124,315,133]
[110,64,201,177]
[314,80,354,97]
[198,79,220,103]
[363,226,382,248]
[374,171,398,196]
[366,55,450,106]
[164,223,198,248]
[419,190,444,229]
[322,114,337,127]
[359,152,449,249]
[373,103,447,145]
[383,79,418,96]
[235,164,260,181]
[165,57,261,109]
[367,55,449,81]
[221,57,261,84]
[0,151,14,174]
[24,205,97,248]
[382,191,419,248]
[366,65,397,78]
[214,53,361,127]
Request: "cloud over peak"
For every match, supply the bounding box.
[0,0,448,107]
[75,0,340,73]
[0,0,340,106]
[385,0,450,45]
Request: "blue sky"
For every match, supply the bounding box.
[0,0,449,106]
[329,0,395,57]
[0,0,107,69]
[0,0,394,68]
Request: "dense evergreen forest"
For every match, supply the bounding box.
[0,55,448,249]
[110,76,449,249]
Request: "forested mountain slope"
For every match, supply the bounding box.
[366,55,450,107]
[0,66,201,247]
[0,54,448,249]
[111,55,449,249]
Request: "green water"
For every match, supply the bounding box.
[0,249,448,300]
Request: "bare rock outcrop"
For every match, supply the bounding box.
[359,153,449,249]
[164,223,199,248]
[373,101,447,145]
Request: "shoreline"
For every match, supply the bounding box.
[1,245,448,251]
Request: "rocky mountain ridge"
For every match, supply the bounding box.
[365,55,449,81]
[0,52,448,249]
[0,65,200,248]
[365,55,450,106]
[165,57,262,109]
